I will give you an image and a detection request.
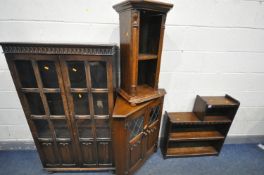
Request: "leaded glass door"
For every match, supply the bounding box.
[146,98,163,152]
[60,55,113,167]
[126,108,147,170]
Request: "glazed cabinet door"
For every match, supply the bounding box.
[6,54,77,167]
[145,98,163,153]
[59,55,113,167]
[126,108,147,172]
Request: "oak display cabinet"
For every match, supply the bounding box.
[112,93,165,175]
[1,43,117,172]
[160,95,240,158]
[113,0,173,105]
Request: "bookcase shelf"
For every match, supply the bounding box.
[160,94,239,158]
[169,130,224,142]
[166,146,218,157]
[138,54,157,61]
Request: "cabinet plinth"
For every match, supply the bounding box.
[113,0,173,104]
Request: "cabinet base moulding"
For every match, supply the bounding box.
[118,86,166,105]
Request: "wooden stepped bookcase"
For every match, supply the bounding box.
[160,95,240,158]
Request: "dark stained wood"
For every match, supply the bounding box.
[80,141,96,166]
[112,94,152,118]
[113,0,173,13]
[1,43,117,172]
[193,95,240,121]
[202,96,238,106]
[168,112,232,124]
[155,15,166,89]
[169,131,224,141]
[160,95,240,159]
[97,141,112,166]
[39,142,59,166]
[118,85,166,105]
[5,55,52,167]
[166,146,218,157]
[138,54,157,60]
[113,0,173,104]
[31,58,63,165]
[112,95,165,175]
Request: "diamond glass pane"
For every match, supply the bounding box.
[148,105,160,125]
[128,116,144,140]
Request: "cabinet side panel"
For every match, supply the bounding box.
[119,10,132,94]
[160,111,169,156]
[112,118,128,175]
[193,95,206,120]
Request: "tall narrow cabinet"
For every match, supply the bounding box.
[1,43,117,172]
[113,0,173,105]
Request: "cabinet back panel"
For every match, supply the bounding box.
[137,59,157,87]
[139,11,162,54]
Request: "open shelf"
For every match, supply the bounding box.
[202,96,238,106]
[204,115,232,123]
[169,112,232,124]
[166,146,218,157]
[169,131,224,141]
[138,54,157,61]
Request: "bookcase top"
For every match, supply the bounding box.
[113,0,173,13]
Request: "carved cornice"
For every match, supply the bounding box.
[2,45,116,56]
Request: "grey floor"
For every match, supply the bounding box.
[0,144,263,175]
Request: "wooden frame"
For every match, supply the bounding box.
[1,43,117,172]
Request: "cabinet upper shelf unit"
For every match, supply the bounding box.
[113,0,173,105]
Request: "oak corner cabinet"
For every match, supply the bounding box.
[1,43,118,172]
[112,91,165,175]
[160,94,240,158]
[113,0,173,105]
